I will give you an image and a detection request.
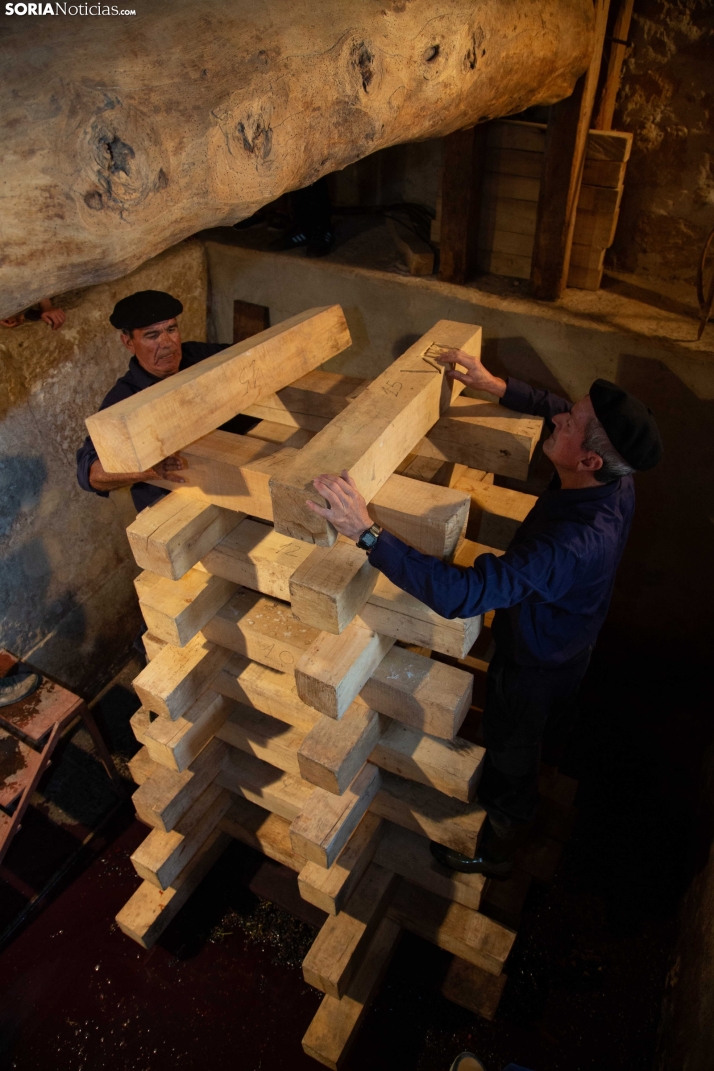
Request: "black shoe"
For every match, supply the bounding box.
[306,228,335,258]
[0,670,41,708]
[430,840,514,879]
[270,227,309,252]
[232,209,265,230]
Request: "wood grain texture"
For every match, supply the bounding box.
[295,626,396,719]
[132,633,230,719]
[301,916,401,1070]
[374,821,486,910]
[202,587,319,674]
[269,324,482,546]
[302,863,397,999]
[290,763,381,868]
[289,541,379,635]
[1,0,594,319]
[127,495,244,580]
[423,395,542,480]
[361,646,473,740]
[216,701,306,777]
[86,306,351,472]
[387,880,515,975]
[299,813,384,916]
[143,689,234,772]
[153,433,470,559]
[298,704,384,795]
[132,737,227,832]
[116,831,230,950]
[135,568,236,647]
[372,770,486,857]
[130,782,231,889]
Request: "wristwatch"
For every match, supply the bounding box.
[356,523,381,552]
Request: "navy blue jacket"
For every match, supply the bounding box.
[369,377,635,667]
[77,342,257,512]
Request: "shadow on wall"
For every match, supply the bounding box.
[477,339,714,660]
[0,454,87,675]
[612,354,714,660]
[0,455,47,538]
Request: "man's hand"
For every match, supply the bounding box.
[150,454,187,483]
[40,307,66,330]
[436,349,507,398]
[307,471,373,542]
[89,453,188,493]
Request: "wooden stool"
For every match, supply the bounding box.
[0,649,123,865]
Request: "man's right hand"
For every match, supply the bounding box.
[437,349,507,398]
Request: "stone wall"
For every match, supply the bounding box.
[598,0,714,282]
[0,239,207,697]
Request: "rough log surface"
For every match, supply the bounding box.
[0,0,593,317]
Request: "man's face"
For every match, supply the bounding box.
[121,318,182,377]
[542,395,604,476]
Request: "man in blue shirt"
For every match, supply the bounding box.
[77,289,257,512]
[305,349,662,878]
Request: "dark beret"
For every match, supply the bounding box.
[109,290,183,330]
[589,379,662,471]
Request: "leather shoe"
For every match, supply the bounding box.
[430,840,514,878]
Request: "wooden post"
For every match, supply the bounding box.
[530,0,611,301]
[592,0,636,131]
[438,125,488,285]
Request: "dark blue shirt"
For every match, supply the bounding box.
[77,342,257,512]
[369,377,635,667]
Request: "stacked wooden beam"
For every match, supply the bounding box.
[477,119,632,290]
[90,308,575,1066]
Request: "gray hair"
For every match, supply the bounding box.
[582,417,634,483]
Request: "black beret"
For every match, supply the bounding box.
[109,290,183,330]
[589,379,662,471]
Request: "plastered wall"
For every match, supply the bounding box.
[0,239,207,696]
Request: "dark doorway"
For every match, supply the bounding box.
[233,299,270,344]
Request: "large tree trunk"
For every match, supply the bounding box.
[0,0,593,317]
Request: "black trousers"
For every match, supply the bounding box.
[477,644,592,829]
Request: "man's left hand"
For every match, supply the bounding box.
[40,308,66,330]
[307,471,373,541]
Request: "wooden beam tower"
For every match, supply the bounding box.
[101,304,578,1065]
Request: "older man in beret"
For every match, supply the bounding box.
[77,290,257,512]
[307,351,662,879]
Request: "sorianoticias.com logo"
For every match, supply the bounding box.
[5,3,136,13]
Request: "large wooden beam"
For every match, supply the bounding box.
[269,323,482,546]
[196,517,480,654]
[530,0,611,300]
[152,433,470,560]
[86,306,350,473]
[302,863,397,998]
[244,369,543,482]
[127,496,244,581]
[1,0,595,318]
